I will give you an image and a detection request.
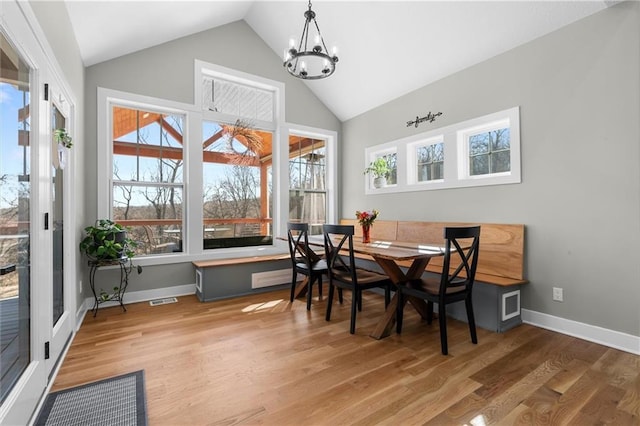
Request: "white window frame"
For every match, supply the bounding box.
[407,136,445,186]
[283,124,338,236]
[457,112,519,185]
[97,89,192,264]
[365,106,521,194]
[364,146,398,193]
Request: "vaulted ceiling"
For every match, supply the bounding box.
[64,1,610,121]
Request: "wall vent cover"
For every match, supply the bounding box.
[149,297,178,306]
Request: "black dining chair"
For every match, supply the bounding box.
[287,222,328,310]
[323,224,392,334]
[396,226,481,355]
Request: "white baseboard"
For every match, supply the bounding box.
[82,283,196,314]
[522,309,640,355]
[75,303,87,331]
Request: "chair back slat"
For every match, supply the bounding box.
[322,224,356,282]
[287,222,311,269]
[441,226,481,294]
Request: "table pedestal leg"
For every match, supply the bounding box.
[369,256,432,339]
[293,276,310,299]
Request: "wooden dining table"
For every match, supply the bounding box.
[306,235,447,339]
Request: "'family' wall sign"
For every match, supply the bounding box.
[406,111,443,128]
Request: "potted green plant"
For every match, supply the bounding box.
[364,157,391,188]
[53,128,73,148]
[79,219,137,262]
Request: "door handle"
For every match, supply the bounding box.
[0,264,17,275]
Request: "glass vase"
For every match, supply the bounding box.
[362,224,371,244]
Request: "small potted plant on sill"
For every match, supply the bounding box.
[364,157,391,188]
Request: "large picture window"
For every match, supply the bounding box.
[202,120,273,249]
[110,106,184,256]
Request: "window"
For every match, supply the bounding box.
[365,106,520,194]
[99,62,336,264]
[202,120,273,249]
[415,141,444,182]
[364,148,397,191]
[202,77,274,122]
[462,123,511,178]
[289,136,327,235]
[384,152,398,185]
[110,106,184,256]
[199,64,279,250]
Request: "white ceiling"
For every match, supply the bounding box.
[64,1,609,121]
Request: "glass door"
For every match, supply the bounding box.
[0,3,75,418]
[0,30,40,411]
[46,88,73,376]
[52,106,64,326]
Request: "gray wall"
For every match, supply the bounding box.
[341,2,640,336]
[30,1,86,314]
[84,20,341,293]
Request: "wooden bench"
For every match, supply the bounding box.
[340,219,527,332]
[193,254,291,302]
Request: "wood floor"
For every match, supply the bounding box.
[52,289,639,425]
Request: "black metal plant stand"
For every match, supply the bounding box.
[88,257,132,317]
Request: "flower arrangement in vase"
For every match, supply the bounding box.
[355,209,378,243]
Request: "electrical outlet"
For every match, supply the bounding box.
[553,287,563,302]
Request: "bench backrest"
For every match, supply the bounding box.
[340,219,525,281]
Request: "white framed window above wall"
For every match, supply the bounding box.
[407,136,445,185]
[456,107,520,187]
[364,106,521,194]
[459,119,512,179]
[364,147,397,191]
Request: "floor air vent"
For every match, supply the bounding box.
[149,297,178,306]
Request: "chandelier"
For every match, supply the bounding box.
[283,1,338,80]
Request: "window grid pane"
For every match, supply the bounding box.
[289,139,327,235]
[384,153,397,185]
[416,142,444,182]
[469,127,510,176]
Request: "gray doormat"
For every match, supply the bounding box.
[35,370,147,426]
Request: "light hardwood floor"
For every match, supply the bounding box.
[52,289,639,425]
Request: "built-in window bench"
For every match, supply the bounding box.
[341,219,527,332]
[193,254,291,302]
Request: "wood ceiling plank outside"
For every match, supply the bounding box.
[113,140,260,167]
[112,107,163,140]
[160,117,183,144]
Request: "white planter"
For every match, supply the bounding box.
[373,177,387,188]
